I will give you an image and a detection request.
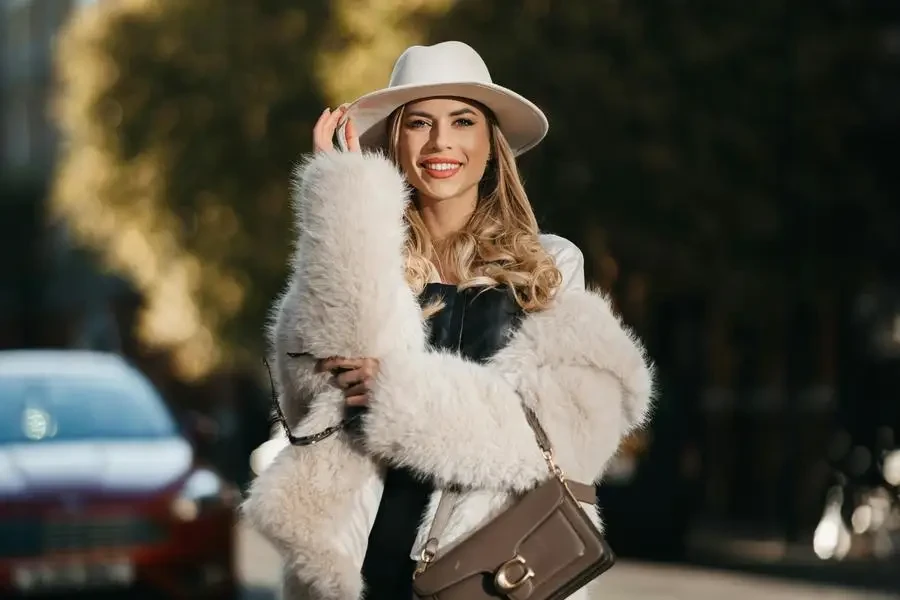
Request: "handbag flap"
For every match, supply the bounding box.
[412,479,570,594]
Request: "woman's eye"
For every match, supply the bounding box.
[406,119,429,129]
[454,118,475,127]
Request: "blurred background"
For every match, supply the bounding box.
[1,0,899,598]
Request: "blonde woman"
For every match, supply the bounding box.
[243,41,655,600]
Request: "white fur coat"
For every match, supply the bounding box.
[241,151,655,600]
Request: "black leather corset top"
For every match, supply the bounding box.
[418,283,524,362]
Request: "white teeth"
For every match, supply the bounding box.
[422,163,460,171]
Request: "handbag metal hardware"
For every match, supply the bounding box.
[494,554,535,593]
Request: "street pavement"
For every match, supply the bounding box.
[237,522,899,600]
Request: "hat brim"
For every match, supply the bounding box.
[337,82,548,157]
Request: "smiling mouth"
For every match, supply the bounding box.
[420,161,462,179]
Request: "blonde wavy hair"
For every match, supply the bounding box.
[386,102,562,315]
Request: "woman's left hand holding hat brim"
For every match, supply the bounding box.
[312,103,361,153]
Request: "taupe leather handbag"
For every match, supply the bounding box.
[411,403,616,600]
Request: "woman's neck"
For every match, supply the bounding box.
[417,191,477,242]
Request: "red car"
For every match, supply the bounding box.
[0,350,239,599]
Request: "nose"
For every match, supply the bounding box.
[429,120,452,150]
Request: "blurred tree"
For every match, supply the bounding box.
[316,0,455,103]
[424,0,897,309]
[51,0,897,383]
[52,0,329,380]
[51,0,451,381]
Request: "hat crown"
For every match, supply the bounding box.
[388,41,493,88]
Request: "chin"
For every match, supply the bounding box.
[424,188,464,202]
[417,181,475,204]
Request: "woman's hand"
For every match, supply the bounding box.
[312,104,360,153]
[316,357,379,406]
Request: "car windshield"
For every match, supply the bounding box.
[0,366,177,444]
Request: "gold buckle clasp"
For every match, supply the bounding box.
[493,554,535,593]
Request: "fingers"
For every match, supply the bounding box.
[345,394,369,407]
[324,360,378,407]
[319,356,378,374]
[313,104,360,154]
[316,357,378,409]
[316,356,350,373]
[337,371,372,407]
[312,107,345,153]
[333,366,376,390]
[314,358,334,373]
[343,381,370,398]
[312,108,334,153]
[345,118,361,153]
[317,356,367,373]
[333,368,362,389]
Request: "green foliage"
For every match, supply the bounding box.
[51,0,897,379]
[53,0,333,378]
[52,0,453,379]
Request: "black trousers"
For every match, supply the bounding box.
[360,466,433,598]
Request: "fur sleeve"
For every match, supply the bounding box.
[270,151,427,423]
[362,289,655,491]
[245,151,430,600]
[268,280,332,426]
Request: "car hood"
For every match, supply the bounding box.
[0,437,194,498]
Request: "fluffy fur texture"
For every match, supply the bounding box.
[242,151,655,600]
[272,150,427,424]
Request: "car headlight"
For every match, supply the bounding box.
[171,468,232,521]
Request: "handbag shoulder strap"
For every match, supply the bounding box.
[522,405,553,456]
[417,401,596,568]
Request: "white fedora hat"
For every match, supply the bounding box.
[338,41,548,156]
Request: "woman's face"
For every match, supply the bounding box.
[396,97,491,204]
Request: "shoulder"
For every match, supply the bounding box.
[539,233,583,264]
[539,233,585,292]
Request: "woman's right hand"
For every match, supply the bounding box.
[312,104,360,153]
[316,356,379,407]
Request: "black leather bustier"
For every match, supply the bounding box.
[360,284,524,598]
[420,283,524,362]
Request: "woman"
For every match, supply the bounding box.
[243,41,654,600]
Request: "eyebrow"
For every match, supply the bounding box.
[405,108,478,119]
